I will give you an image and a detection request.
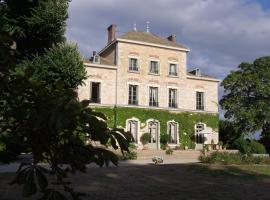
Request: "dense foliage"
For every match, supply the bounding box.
[220,56,270,152]
[219,120,242,147]
[199,152,270,165]
[15,44,86,89]
[232,138,266,154]
[0,0,130,199]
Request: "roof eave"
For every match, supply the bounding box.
[186,75,221,82]
[116,38,190,52]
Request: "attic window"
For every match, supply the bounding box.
[93,55,100,64]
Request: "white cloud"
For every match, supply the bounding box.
[66,0,270,79]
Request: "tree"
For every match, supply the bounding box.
[15,43,86,89]
[0,0,131,199]
[220,56,270,152]
[219,120,242,147]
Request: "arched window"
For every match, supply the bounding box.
[148,120,159,143]
[127,120,139,143]
[168,122,178,144]
[195,123,205,144]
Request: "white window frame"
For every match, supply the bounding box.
[126,118,140,143]
[167,121,179,144]
[149,86,159,107]
[128,56,140,72]
[168,62,178,77]
[195,123,206,144]
[149,59,160,75]
[195,89,206,111]
[128,84,139,105]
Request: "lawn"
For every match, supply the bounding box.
[0,164,269,200]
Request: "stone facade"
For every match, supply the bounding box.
[78,25,220,149]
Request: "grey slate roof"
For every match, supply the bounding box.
[118,31,188,50]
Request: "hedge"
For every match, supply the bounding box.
[93,106,219,149]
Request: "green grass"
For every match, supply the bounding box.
[190,163,270,180]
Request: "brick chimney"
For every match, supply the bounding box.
[107,24,117,44]
[167,34,176,43]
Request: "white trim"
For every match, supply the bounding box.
[117,38,190,52]
[127,83,139,106]
[168,62,179,77]
[148,59,160,75]
[187,75,220,82]
[126,118,141,144]
[195,89,206,111]
[127,81,141,86]
[167,87,178,109]
[148,57,160,62]
[167,120,179,145]
[128,56,140,72]
[84,62,117,70]
[146,119,160,149]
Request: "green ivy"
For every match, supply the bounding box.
[93,106,219,149]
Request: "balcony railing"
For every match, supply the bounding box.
[169,102,178,108]
[128,99,138,105]
[149,101,159,107]
[90,98,101,103]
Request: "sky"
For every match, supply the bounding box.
[66,0,270,82]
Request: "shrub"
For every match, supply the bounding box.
[160,134,170,145]
[232,137,251,154]
[123,144,137,160]
[165,148,173,155]
[174,145,184,150]
[140,133,151,145]
[160,143,166,150]
[199,151,270,165]
[250,140,266,154]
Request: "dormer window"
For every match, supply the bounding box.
[93,55,100,64]
[129,58,139,71]
[149,61,159,74]
[169,63,178,76]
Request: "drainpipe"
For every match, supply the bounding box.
[114,42,119,128]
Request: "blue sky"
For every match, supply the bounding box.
[66,0,270,84]
[256,0,270,10]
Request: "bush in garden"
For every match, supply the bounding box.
[232,137,252,154]
[199,151,270,165]
[165,148,173,155]
[160,134,170,145]
[250,140,266,154]
[140,133,151,145]
[123,144,137,160]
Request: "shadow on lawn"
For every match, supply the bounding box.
[1,163,270,200]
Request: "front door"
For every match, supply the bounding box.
[148,121,159,149]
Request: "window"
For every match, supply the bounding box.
[128,85,138,105]
[196,91,204,111]
[168,122,178,144]
[129,58,138,71]
[149,87,159,107]
[169,63,178,76]
[149,61,159,74]
[169,88,177,108]
[127,120,138,143]
[195,123,205,144]
[148,121,159,143]
[90,82,100,103]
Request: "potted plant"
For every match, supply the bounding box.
[140,133,151,150]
